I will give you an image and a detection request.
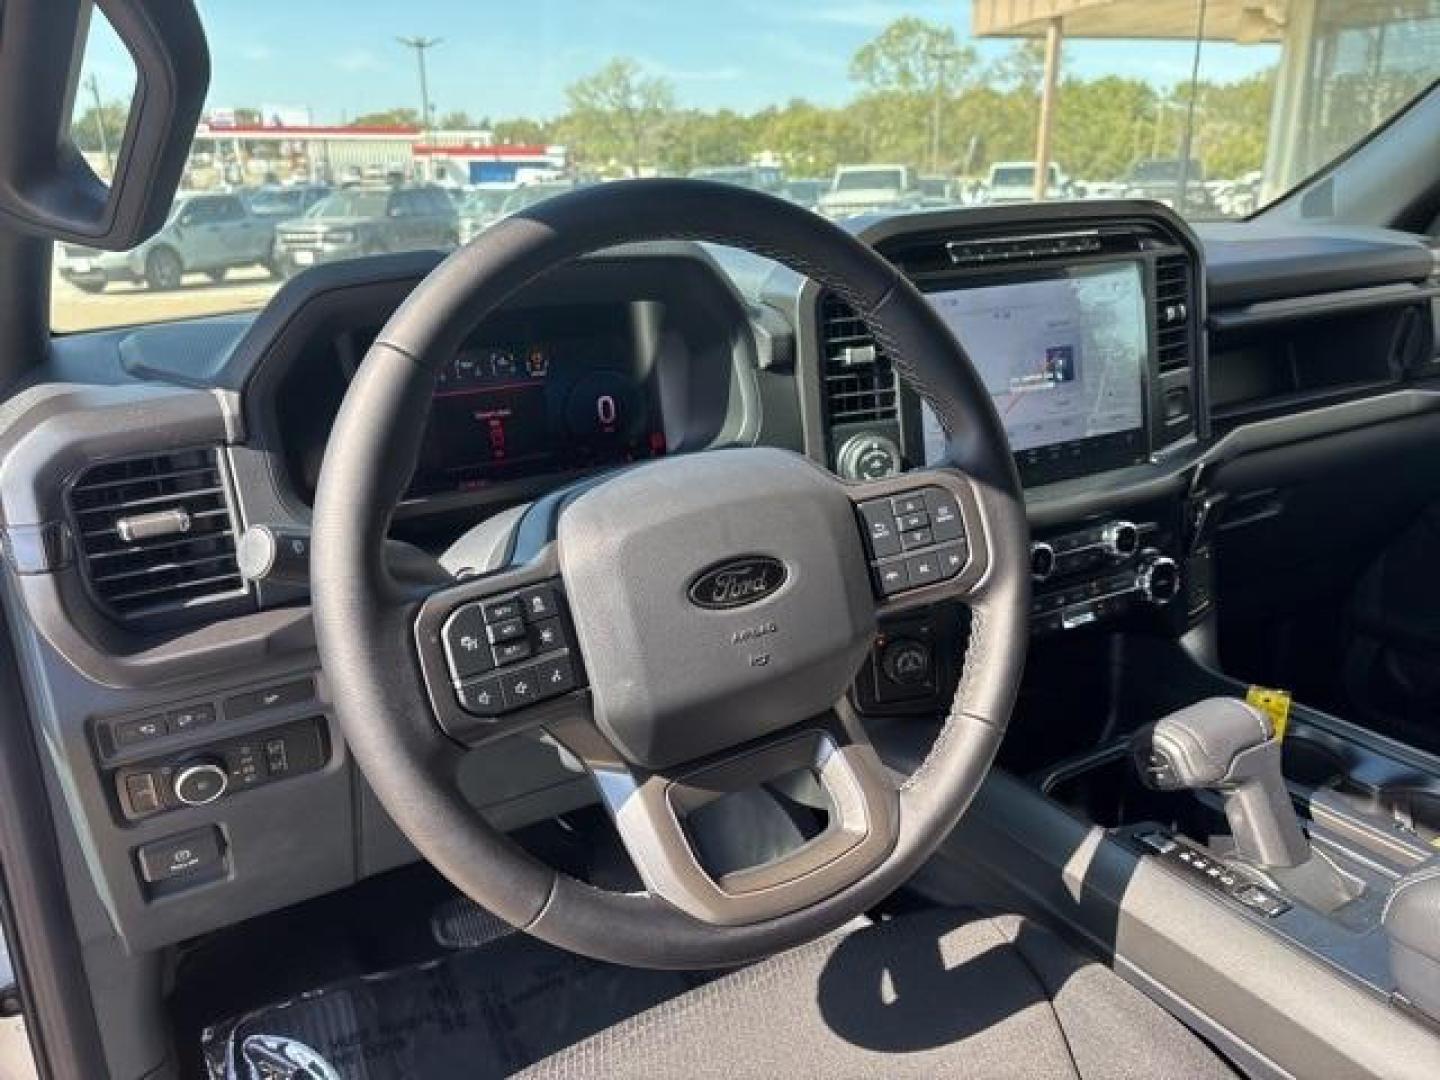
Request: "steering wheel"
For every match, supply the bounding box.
[311,180,1029,969]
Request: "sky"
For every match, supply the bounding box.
[82,0,1280,124]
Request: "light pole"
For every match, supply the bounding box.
[85,72,112,179]
[397,36,441,138]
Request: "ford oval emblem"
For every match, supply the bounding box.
[687,556,788,611]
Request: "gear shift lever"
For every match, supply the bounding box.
[1131,697,1310,869]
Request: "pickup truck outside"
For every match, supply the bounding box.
[817,164,919,219]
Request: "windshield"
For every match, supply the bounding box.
[306,190,389,219]
[247,190,302,215]
[54,0,1440,332]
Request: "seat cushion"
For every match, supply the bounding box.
[517,908,1234,1079]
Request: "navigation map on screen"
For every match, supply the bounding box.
[922,262,1147,462]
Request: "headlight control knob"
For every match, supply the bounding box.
[172,761,229,807]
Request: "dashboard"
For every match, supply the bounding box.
[6,199,1440,969]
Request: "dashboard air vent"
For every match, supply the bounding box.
[69,448,246,621]
[1154,255,1193,375]
[818,292,897,425]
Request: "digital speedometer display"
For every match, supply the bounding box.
[407,304,667,496]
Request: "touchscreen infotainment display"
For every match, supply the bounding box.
[921,261,1148,475]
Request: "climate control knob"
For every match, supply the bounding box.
[1102,520,1140,558]
[836,434,900,481]
[1138,554,1180,605]
[172,761,229,807]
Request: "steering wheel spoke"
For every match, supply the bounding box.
[844,467,992,614]
[412,551,591,746]
[546,706,898,927]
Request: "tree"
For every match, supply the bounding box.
[350,108,421,128]
[562,58,675,175]
[71,101,129,156]
[987,40,1047,95]
[849,18,976,173]
[492,117,552,146]
[439,109,478,130]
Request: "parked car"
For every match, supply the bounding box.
[917,174,957,207]
[457,188,513,244]
[817,164,919,218]
[782,178,829,210]
[1123,158,1217,215]
[984,161,1073,204]
[56,192,277,292]
[244,184,332,221]
[689,165,785,194]
[271,185,459,275]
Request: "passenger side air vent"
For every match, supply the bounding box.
[1154,255,1193,374]
[69,448,247,622]
[818,292,897,425]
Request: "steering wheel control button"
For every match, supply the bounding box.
[936,544,967,579]
[529,617,565,652]
[906,551,944,587]
[875,562,909,597]
[891,494,926,517]
[172,761,229,807]
[136,827,223,885]
[530,655,576,697]
[442,604,494,680]
[485,617,527,645]
[896,510,929,531]
[924,488,965,542]
[900,525,934,550]
[457,676,506,718]
[857,500,902,559]
[501,668,541,708]
[492,638,533,666]
[516,586,558,621]
[481,598,523,624]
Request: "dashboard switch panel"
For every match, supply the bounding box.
[114,717,328,821]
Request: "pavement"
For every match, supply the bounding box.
[51,265,281,333]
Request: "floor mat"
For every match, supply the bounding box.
[202,931,711,1080]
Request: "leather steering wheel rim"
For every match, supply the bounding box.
[311,179,1030,969]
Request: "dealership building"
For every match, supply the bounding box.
[190,121,566,186]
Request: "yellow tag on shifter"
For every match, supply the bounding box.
[1246,686,1293,741]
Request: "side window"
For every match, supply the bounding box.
[387,192,414,218]
[425,189,451,214]
[213,197,245,221]
[182,200,218,225]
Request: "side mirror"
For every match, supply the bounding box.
[0,0,208,250]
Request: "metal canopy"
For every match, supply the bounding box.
[972,0,1287,44]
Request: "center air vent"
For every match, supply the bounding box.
[69,448,247,621]
[818,292,897,425]
[1154,255,1194,374]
